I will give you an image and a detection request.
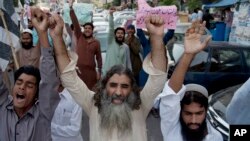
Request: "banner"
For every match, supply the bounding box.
[229,2,250,45]
[63,3,94,25]
[136,0,178,29]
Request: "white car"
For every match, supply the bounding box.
[93,16,107,22]
[93,21,109,33]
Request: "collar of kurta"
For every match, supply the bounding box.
[6,99,38,118]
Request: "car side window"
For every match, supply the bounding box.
[188,51,209,72]
[209,49,242,73]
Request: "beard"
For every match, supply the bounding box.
[83,34,92,39]
[99,90,137,137]
[180,116,207,141]
[21,41,33,50]
[115,37,124,45]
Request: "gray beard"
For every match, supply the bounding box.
[99,90,137,137]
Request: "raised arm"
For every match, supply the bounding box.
[145,15,167,71]
[31,7,60,120]
[108,8,116,44]
[69,1,81,39]
[49,13,93,115]
[136,28,148,47]
[139,15,168,117]
[169,21,211,93]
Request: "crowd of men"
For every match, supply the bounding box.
[0,1,249,141]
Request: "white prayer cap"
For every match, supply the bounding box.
[22,28,33,35]
[185,84,208,98]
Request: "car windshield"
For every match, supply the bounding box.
[210,84,243,121]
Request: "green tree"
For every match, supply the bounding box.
[159,0,179,10]
[187,0,202,12]
[159,0,179,6]
[113,0,121,6]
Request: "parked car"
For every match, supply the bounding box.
[171,41,250,94]
[207,83,243,141]
[93,21,109,33]
[93,16,107,22]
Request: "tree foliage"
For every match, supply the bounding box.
[187,0,202,11]
[159,0,179,6]
[113,0,121,6]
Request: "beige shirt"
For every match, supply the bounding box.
[16,46,41,68]
[60,51,167,141]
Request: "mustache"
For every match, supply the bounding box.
[187,123,201,126]
[112,94,126,102]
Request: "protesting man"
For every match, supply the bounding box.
[158,21,223,141]
[125,24,142,85]
[0,7,60,141]
[16,28,41,68]
[49,9,167,140]
[69,1,102,89]
[103,8,132,75]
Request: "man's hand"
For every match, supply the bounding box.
[145,15,164,38]
[184,21,211,54]
[68,0,75,8]
[49,14,64,40]
[31,6,50,47]
[145,14,166,72]
[31,7,49,34]
[109,7,116,15]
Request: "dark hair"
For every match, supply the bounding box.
[14,65,41,98]
[93,65,141,112]
[83,22,94,29]
[114,27,125,35]
[181,91,208,111]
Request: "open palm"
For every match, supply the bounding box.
[184,21,211,54]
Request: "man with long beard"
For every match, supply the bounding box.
[158,21,223,141]
[16,29,41,68]
[69,1,102,90]
[103,8,132,75]
[48,7,167,141]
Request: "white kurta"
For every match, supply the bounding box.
[60,52,167,141]
[51,88,83,141]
